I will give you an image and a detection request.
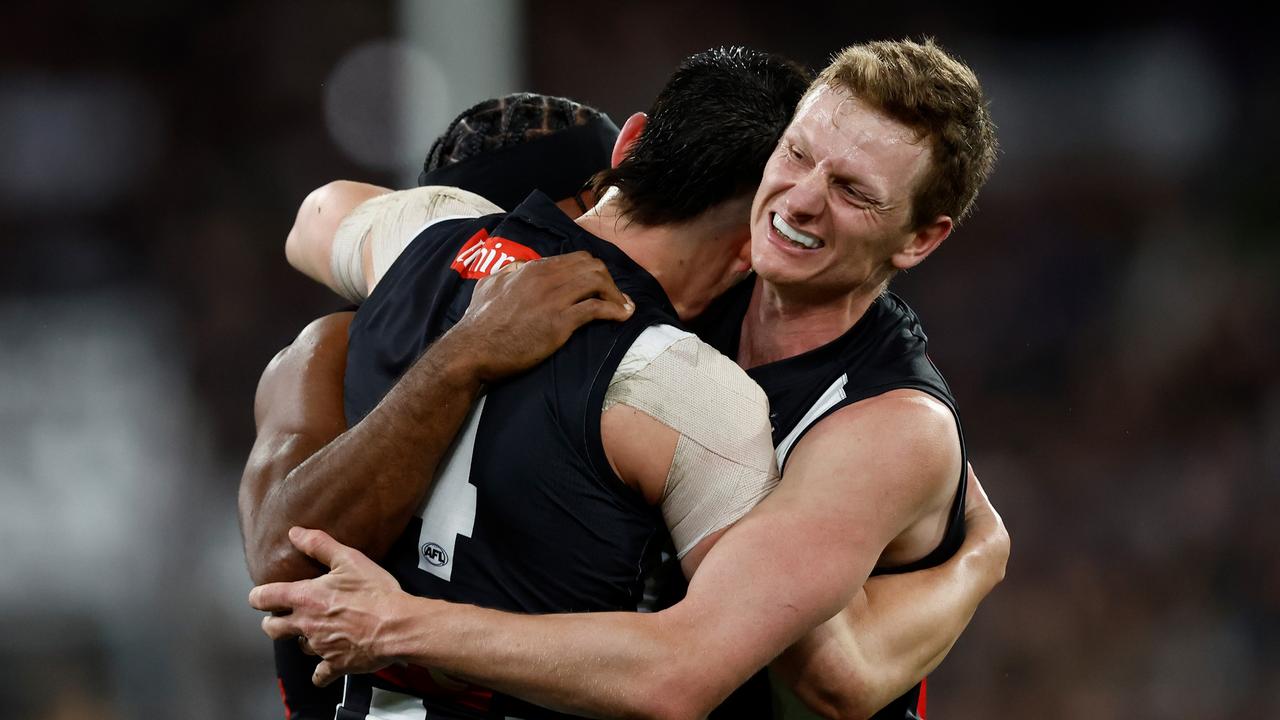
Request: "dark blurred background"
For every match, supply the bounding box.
[2,2,1276,718]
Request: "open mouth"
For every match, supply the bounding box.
[771,213,824,250]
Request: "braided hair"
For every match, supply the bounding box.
[423,93,609,175]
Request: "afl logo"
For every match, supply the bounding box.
[421,542,449,567]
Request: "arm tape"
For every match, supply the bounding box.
[330,186,502,301]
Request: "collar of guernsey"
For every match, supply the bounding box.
[496,190,680,322]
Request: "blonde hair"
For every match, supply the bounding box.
[814,38,998,229]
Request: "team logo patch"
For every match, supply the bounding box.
[450,229,541,279]
[421,542,449,567]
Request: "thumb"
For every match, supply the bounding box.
[567,297,633,329]
[313,659,339,688]
[289,526,345,569]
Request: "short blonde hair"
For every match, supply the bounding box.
[814,38,998,229]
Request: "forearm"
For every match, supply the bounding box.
[241,430,341,583]
[382,490,862,720]
[776,548,1004,719]
[261,331,483,579]
[384,595,702,720]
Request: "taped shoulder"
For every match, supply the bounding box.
[604,325,779,557]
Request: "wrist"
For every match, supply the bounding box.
[428,328,489,392]
[382,593,436,666]
[432,322,496,384]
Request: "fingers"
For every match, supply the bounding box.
[565,298,634,330]
[314,660,339,688]
[262,613,304,641]
[249,582,300,613]
[289,526,344,568]
[298,634,317,656]
[568,261,630,311]
[477,252,633,320]
[493,259,525,275]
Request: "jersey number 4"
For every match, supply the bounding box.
[415,397,483,581]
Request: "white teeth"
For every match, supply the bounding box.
[772,214,823,249]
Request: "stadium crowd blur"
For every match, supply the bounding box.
[1,3,1275,719]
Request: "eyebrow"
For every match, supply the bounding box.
[789,127,891,207]
[831,172,886,207]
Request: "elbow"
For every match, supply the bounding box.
[245,531,323,586]
[993,525,1011,586]
[286,180,353,275]
[239,484,322,585]
[828,697,880,720]
[787,660,886,720]
[285,184,327,273]
[808,680,882,720]
[969,522,1011,595]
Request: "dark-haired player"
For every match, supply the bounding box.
[252,41,1007,720]
[283,92,620,306]
[240,92,624,720]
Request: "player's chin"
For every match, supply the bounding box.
[751,249,812,287]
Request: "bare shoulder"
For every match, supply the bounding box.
[290,311,354,356]
[785,388,960,508]
[254,312,353,426]
[806,388,955,451]
[262,312,353,379]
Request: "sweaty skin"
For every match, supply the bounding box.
[248,161,1007,717]
[239,252,635,585]
[242,244,1008,716]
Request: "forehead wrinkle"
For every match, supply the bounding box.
[793,86,930,206]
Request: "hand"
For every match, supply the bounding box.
[958,464,1010,590]
[449,251,634,382]
[249,527,407,687]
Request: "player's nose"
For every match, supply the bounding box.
[784,168,826,220]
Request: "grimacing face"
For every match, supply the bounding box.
[749,85,935,302]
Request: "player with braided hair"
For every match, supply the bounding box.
[243,91,622,720]
[248,42,1009,720]
[420,93,619,215]
[284,92,620,304]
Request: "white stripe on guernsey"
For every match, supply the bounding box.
[775,373,849,471]
[415,397,484,582]
[612,324,696,380]
[366,686,427,720]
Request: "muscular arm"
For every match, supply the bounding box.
[239,313,484,585]
[254,391,964,719]
[239,312,353,583]
[239,254,634,586]
[772,467,1010,719]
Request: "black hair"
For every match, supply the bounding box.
[418,93,618,209]
[592,47,813,226]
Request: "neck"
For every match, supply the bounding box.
[576,188,734,321]
[738,276,884,369]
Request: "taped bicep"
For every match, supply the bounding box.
[604,326,780,558]
[330,185,503,302]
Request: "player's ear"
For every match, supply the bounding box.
[611,112,647,168]
[891,215,952,271]
[733,228,752,274]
